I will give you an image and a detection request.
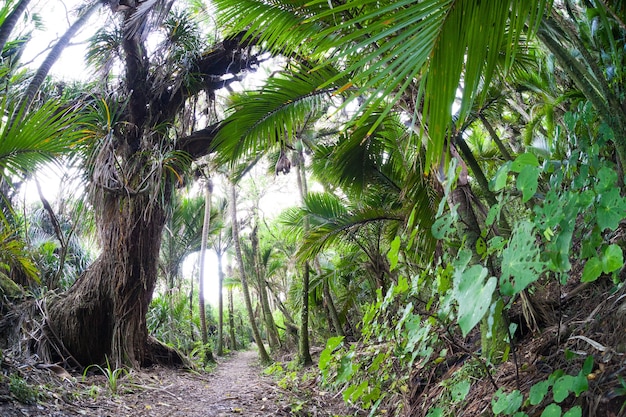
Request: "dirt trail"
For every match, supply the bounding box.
[85,349,291,417]
[1,350,298,417]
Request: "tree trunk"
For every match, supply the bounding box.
[0,0,32,54]
[448,145,508,362]
[40,2,262,369]
[298,262,313,365]
[228,284,237,350]
[216,246,225,356]
[48,176,169,368]
[250,223,281,351]
[198,179,212,345]
[229,182,271,363]
[294,146,312,365]
[323,278,344,337]
[16,2,100,115]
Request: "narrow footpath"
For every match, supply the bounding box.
[84,350,291,417]
[1,350,298,417]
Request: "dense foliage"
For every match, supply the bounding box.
[1,0,626,416]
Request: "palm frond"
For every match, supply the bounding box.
[213,0,324,56]
[0,99,90,180]
[212,63,345,165]
[216,0,551,171]
[286,191,402,261]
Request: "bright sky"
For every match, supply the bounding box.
[21,0,99,79]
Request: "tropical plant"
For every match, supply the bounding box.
[82,356,128,395]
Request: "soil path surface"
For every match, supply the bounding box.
[2,350,317,417]
[82,350,292,417]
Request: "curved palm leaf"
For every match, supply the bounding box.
[212,63,346,165]
[281,191,402,261]
[213,0,323,56]
[0,99,89,181]
[215,0,551,170]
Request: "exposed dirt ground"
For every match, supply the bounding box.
[0,349,352,417]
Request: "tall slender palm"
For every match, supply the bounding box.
[0,0,31,54]
[229,180,271,363]
[15,2,102,116]
[208,195,232,356]
[160,195,205,290]
[197,177,213,345]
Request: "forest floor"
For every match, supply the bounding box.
[0,349,354,417]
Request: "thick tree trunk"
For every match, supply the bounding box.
[30,0,265,370]
[48,183,167,368]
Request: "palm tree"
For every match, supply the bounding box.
[229,180,272,363]
[160,195,205,291]
[223,272,239,351]
[207,194,232,356]
[198,177,213,346]
[0,0,31,54]
[15,2,102,116]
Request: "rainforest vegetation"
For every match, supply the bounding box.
[1,0,626,416]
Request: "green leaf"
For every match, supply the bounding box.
[476,236,487,256]
[511,153,540,172]
[388,236,401,271]
[492,389,523,415]
[596,188,626,231]
[582,355,594,375]
[541,403,562,417]
[594,166,618,192]
[319,336,344,371]
[517,165,540,202]
[450,380,471,403]
[490,162,511,192]
[562,406,582,417]
[602,244,623,273]
[426,408,443,417]
[500,221,545,296]
[336,352,356,383]
[368,352,386,372]
[529,380,550,405]
[570,373,588,397]
[432,211,457,240]
[553,375,575,403]
[581,257,603,283]
[454,265,496,337]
